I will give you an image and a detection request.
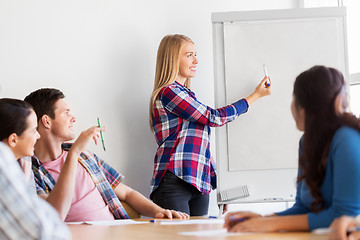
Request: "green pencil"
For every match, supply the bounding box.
[97,118,106,151]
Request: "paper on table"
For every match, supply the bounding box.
[158,219,224,225]
[179,228,250,237]
[67,222,83,225]
[312,228,334,235]
[67,219,147,226]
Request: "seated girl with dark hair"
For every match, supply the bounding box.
[0,98,40,179]
[0,98,70,240]
[224,66,360,232]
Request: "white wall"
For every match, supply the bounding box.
[0,0,297,216]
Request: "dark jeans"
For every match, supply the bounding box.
[151,171,209,216]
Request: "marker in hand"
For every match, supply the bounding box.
[263,65,270,87]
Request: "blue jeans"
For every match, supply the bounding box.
[151,171,209,216]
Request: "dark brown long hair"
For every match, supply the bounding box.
[0,98,34,141]
[294,65,360,212]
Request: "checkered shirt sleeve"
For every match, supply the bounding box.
[150,83,249,195]
[0,143,70,240]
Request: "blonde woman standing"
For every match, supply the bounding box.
[149,34,271,216]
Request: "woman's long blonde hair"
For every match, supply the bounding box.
[149,34,193,131]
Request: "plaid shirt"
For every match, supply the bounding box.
[32,143,129,219]
[0,142,70,240]
[150,82,248,196]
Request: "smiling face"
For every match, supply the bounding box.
[176,41,198,84]
[11,110,40,159]
[49,99,76,142]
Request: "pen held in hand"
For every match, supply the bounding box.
[97,118,106,151]
[347,226,360,235]
[229,216,246,222]
[263,65,271,87]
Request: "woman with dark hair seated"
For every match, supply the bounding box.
[0,98,39,179]
[224,66,360,232]
[0,98,70,240]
